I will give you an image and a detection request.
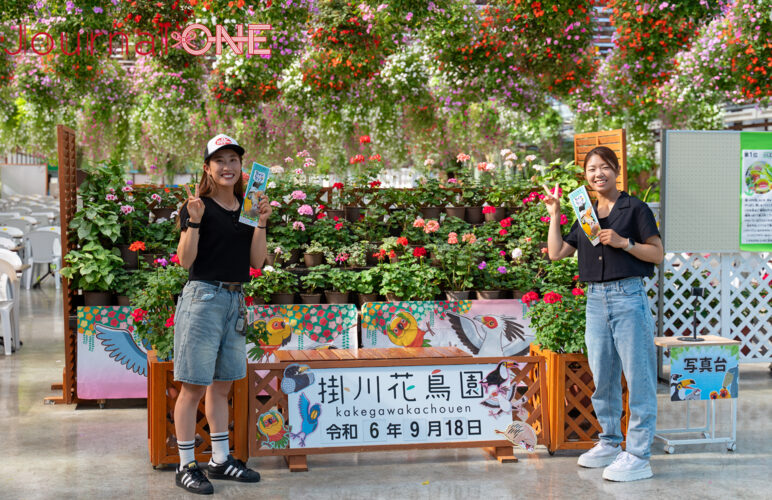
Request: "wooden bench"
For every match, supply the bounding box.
[248,347,549,471]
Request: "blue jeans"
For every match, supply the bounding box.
[585,277,657,459]
[173,281,246,386]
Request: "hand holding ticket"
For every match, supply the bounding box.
[567,186,601,246]
[240,162,271,227]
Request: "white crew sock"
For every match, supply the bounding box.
[177,439,196,470]
[210,431,230,465]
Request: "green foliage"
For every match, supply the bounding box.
[328,269,360,294]
[300,264,332,293]
[243,266,299,302]
[68,202,121,246]
[60,241,124,292]
[378,258,441,300]
[527,291,587,354]
[353,267,381,295]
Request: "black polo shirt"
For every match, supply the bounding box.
[179,196,254,282]
[563,191,659,283]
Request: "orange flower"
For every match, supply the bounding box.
[396,237,409,246]
[129,241,146,252]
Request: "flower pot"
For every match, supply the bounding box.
[357,293,379,307]
[444,206,466,219]
[344,206,364,222]
[445,290,471,301]
[270,292,295,304]
[299,293,322,304]
[265,254,276,266]
[512,290,526,300]
[465,206,484,224]
[384,292,403,302]
[117,295,131,306]
[151,207,176,220]
[475,290,506,300]
[324,290,349,304]
[484,207,509,222]
[419,207,442,220]
[326,209,345,220]
[117,244,138,269]
[84,291,115,306]
[303,252,324,268]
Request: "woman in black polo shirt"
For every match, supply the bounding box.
[544,146,663,482]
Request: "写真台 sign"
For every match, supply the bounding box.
[281,363,526,449]
[669,344,739,402]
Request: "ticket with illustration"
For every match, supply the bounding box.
[568,186,601,246]
[239,162,271,227]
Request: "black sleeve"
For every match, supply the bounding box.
[179,202,190,232]
[563,220,579,248]
[635,202,660,243]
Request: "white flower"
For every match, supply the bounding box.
[511,248,523,259]
[506,153,517,161]
[263,265,275,273]
[284,157,293,163]
[485,162,496,171]
[155,217,168,224]
[268,181,276,189]
[270,166,284,174]
[503,160,513,168]
[424,158,435,166]
[500,148,511,157]
[525,154,537,162]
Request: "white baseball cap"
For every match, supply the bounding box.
[204,134,245,161]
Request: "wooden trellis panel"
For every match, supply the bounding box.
[574,129,628,195]
[50,125,79,404]
[147,354,248,467]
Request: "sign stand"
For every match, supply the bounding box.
[654,335,739,454]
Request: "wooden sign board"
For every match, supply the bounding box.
[574,129,628,197]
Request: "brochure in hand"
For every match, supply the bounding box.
[239,162,271,227]
[567,186,601,246]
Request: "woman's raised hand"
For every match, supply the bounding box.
[255,191,272,224]
[542,183,561,218]
[184,183,205,223]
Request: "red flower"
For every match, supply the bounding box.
[130,308,148,322]
[396,237,409,246]
[349,154,365,164]
[543,292,563,304]
[359,135,371,144]
[369,154,381,162]
[521,291,540,305]
[499,217,512,228]
[244,296,254,306]
[388,249,396,259]
[499,229,508,236]
[249,267,262,278]
[317,212,327,220]
[170,254,180,265]
[369,180,381,188]
[482,206,496,214]
[333,216,340,222]
[572,288,584,296]
[335,223,343,230]
[573,275,579,281]
[129,241,146,252]
[412,247,427,258]
[374,249,387,261]
[332,182,344,190]
[165,314,175,328]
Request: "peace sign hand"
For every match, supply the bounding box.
[541,182,561,218]
[184,183,205,223]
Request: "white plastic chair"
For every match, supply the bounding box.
[0,259,20,355]
[0,212,21,218]
[30,212,55,225]
[0,237,15,250]
[0,227,31,288]
[28,229,61,289]
[2,218,32,234]
[13,206,31,215]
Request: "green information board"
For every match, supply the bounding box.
[740,132,772,252]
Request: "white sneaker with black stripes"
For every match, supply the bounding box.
[207,454,261,483]
[175,461,214,495]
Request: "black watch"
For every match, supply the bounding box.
[187,220,201,229]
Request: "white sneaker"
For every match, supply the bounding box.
[602,451,653,482]
[577,441,622,468]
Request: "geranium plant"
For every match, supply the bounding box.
[243,266,299,303]
[378,258,441,300]
[525,288,587,354]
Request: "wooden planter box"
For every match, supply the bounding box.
[530,345,629,453]
[147,351,249,467]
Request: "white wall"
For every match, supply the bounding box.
[0,165,48,195]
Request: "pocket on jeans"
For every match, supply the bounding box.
[191,287,217,303]
[619,280,643,296]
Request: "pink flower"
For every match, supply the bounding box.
[476,162,488,171]
[456,153,470,162]
[297,204,314,216]
[270,201,281,207]
[478,261,487,270]
[413,218,426,228]
[560,214,568,225]
[541,216,550,223]
[499,250,506,256]
[540,247,549,254]
[335,252,350,263]
[483,206,496,214]
[447,178,458,184]
[122,186,133,192]
[497,266,507,274]
[294,168,303,175]
[424,220,440,233]
[155,257,169,267]
[165,314,175,327]
[120,205,134,215]
[284,156,293,163]
[105,194,117,201]
[448,232,458,244]
[499,229,508,236]
[290,190,307,200]
[293,221,306,231]
[462,233,476,244]
[151,193,162,202]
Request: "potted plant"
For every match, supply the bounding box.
[130,259,189,361]
[474,257,511,300]
[325,182,346,219]
[265,241,283,266]
[327,243,367,269]
[244,266,299,304]
[302,240,328,268]
[354,267,381,306]
[352,205,390,242]
[138,218,180,265]
[308,216,354,249]
[113,267,149,306]
[60,241,125,305]
[460,181,486,224]
[444,184,466,219]
[145,187,182,220]
[341,186,365,222]
[415,178,447,219]
[299,264,331,304]
[325,270,357,304]
[434,238,480,300]
[378,258,441,301]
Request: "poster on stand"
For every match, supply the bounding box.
[740,132,772,251]
[669,344,739,402]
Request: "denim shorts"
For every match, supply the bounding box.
[173,280,246,386]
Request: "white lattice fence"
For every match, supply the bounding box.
[655,252,771,363]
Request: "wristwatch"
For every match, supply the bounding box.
[624,237,635,252]
[187,220,201,229]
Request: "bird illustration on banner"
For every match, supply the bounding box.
[496,421,538,452]
[257,409,290,449]
[446,312,531,356]
[281,364,315,394]
[386,311,432,348]
[289,393,321,447]
[481,383,529,419]
[670,374,698,402]
[93,324,149,377]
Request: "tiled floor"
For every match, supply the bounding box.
[1,281,770,499]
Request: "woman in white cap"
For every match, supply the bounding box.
[173,134,270,494]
